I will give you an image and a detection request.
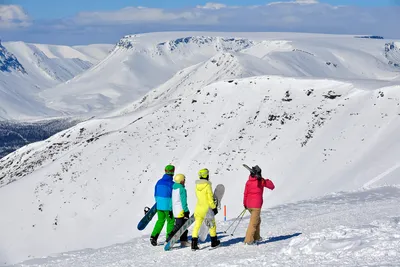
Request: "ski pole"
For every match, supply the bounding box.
[223,209,247,234]
[231,210,246,236]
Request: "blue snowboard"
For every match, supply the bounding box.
[137,203,157,231]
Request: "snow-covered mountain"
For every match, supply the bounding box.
[0,43,26,73]
[0,41,113,120]
[40,32,400,116]
[385,41,400,68]
[2,32,399,120]
[39,35,257,114]
[1,75,400,265]
[1,32,400,266]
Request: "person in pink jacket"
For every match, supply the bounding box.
[243,165,275,245]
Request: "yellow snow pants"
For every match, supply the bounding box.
[192,213,217,238]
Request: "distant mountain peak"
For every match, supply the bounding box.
[157,36,254,52]
[115,35,138,49]
[115,35,255,53]
[0,40,26,74]
[385,42,400,68]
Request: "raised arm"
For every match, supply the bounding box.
[263,178,275,190]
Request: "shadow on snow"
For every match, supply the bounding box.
[221,232,302,247]
[258,232,302,245]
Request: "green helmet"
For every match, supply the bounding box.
[165,164,175,175]
[198,168,209,179]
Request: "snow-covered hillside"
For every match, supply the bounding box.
[385,42,400,68]
[41,32,400,115]
[1,72,400,265]
[2,32,399,120]
[0,41,113,120]
[1,32,400,266]
[10,186,400,266]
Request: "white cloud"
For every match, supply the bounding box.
[72,6,219,25]
[196,3,228,9]
[268,0,319,5]
[295,0,319,3]
[0,5,31,29]
[1,2,399,45]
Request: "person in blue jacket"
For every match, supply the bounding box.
[150,164,175,246]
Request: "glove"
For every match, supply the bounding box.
[212,208,218,215]
[169,211,174,218]
[184,211,190,219]
[244,205,247,210]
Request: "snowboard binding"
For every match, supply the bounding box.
[144,206,150,215]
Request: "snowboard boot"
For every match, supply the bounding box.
[191,238,199,251]
[150,234,159,246]
[211,236,220,248]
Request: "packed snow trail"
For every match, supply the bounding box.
[12,186,400,267]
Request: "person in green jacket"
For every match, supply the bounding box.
[166,174,190,247]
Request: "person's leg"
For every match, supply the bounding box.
[179,218,188,242]
[166,211,175,239]
[209,218,220,247]
[166,217,182,242]
[191,213,204,250]
[209,218,217,237]
[150,210,166,245]
[192,214,204,238]
[253,209,261,241]
[244,209,258,244]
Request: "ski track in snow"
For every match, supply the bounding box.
[363,162,400,188]
[12,186,400,267]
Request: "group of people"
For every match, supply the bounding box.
[150,164,275,250]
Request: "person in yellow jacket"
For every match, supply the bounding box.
[191,168,220,250]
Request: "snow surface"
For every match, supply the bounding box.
[1,74,400,265]
[40,32,400,115]
[1,32,399,120]
[8,186,400,266]
[1,32,400,266]
[0,42,113,120]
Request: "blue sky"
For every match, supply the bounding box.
[8,0,398,19]
[1,0,399,45]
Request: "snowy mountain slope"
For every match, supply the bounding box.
[0,41,59,120]
[1,74,400,265]
[39,36,257,114]
[385,42,400,68]
[10,186,400,267]
[2,42,109,83]
[0,43,26,73]
[245,37,400,80]
[72,44,113,62]
[40,32,400,116]
[0,42,113,120]
[114,51,279,115]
